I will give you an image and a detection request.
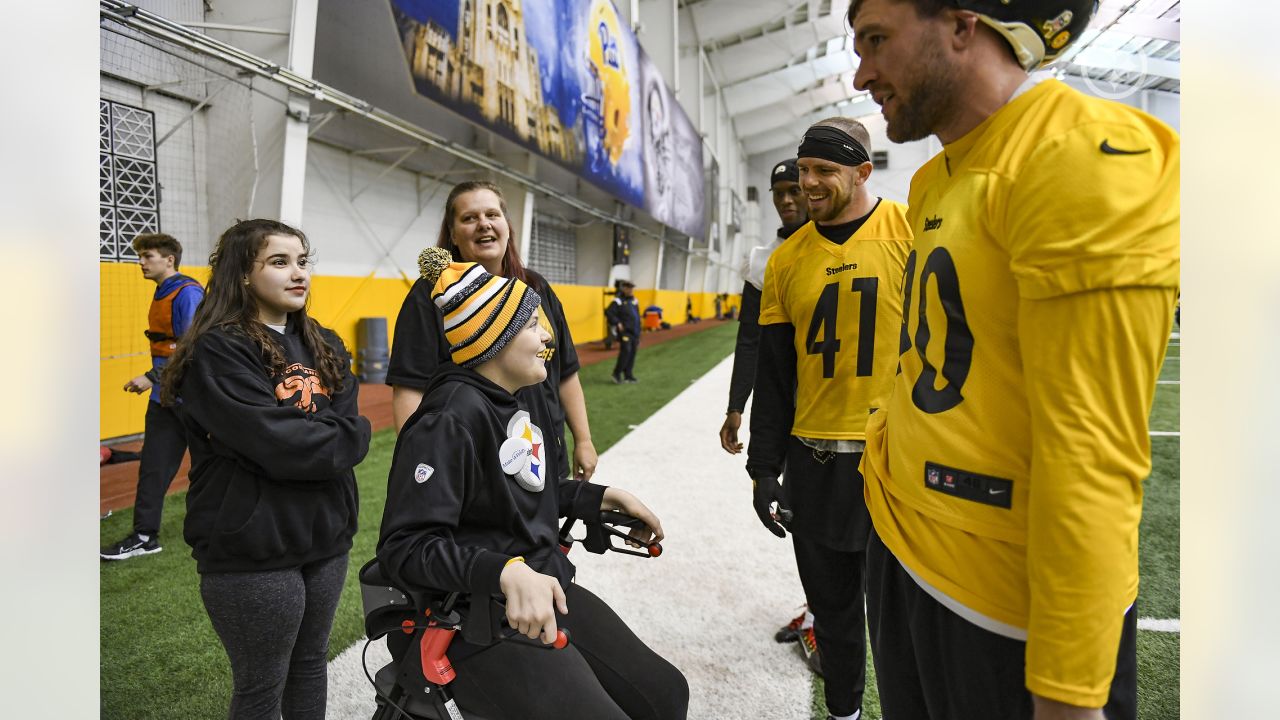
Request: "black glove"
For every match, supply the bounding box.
[750,473,791,538]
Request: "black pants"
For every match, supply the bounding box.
[445,584,688,720]
[866,528,1138,719]
[613,332,639,380]
[785,442,870,718]
[793,536,866,717]
[200,553,349,720]
[134,399,189,537]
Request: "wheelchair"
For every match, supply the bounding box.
[359,511,662,720]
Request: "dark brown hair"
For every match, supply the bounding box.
[435,180,529,284]
[847,0,951,27]
[161,219,348,405]
[132,233,184,268]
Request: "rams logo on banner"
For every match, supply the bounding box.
[499,410,546,492]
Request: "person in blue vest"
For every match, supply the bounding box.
[605,279,642,384]
[101,233,204,560]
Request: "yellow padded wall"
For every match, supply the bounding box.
[100,266,685,440]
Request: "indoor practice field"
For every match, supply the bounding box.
[100,324,1181,719]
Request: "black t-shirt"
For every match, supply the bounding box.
[387,269,580,479]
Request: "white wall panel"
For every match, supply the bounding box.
[302,142,449,278]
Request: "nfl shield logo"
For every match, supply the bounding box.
[927,467,940,486]
[414,463,434,484]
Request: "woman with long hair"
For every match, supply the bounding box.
[387,181,598,483]
[164,218,371,719]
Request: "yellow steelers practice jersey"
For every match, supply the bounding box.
[758,200,912,440]
[861,79,1179,706]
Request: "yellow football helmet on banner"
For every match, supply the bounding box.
[586,0,630,165]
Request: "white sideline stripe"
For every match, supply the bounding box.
[1157,380,1180,385]
[1150,431,1181,437]
[326,636,388,719]
[1138,618,1180,633]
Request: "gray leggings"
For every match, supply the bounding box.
[200,553,348,720]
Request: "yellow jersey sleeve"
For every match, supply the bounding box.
[998,120,1180,299]
[1020,286,1173,705]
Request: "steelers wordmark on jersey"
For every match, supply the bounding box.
[758,200,913,440]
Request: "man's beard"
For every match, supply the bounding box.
[886,46,958,143]
[809,186,850,223]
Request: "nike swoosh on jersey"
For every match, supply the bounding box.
[1100,140,1151,156]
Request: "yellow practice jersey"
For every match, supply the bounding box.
[758,201,913,439]
[861,79,1179,706]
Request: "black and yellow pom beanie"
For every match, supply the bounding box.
[418,247,542,368]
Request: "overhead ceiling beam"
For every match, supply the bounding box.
[732,82,867,138]
[742,95,880,156]
[705,12,847,86]
[722,50,857,115]
[685,0,802,48]
[1092,1,1180,41]
[1110,15,1179,42]
[1071,46,1180,81]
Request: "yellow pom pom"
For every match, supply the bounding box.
[418,247,453,286]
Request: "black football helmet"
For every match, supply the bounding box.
[955,1,1099,71]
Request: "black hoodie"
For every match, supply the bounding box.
[377,364,606,606]
[179,318,371,573]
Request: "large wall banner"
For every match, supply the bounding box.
[389,0,706,238]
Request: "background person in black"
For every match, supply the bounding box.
[605,279,642,383]
[388,180,598,482]
[380,249,688,720]
[717,157,821,667]
[162,219,372,720]
[746,118,912,720]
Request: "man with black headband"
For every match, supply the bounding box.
[718,157,818,667]
[746,118,912,720]
[848,2,1178,718]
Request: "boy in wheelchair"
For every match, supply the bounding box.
[373,249,689,720]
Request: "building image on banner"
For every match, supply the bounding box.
[389,0,701,238]
[393,0,578,165]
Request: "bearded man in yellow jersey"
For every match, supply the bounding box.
[746,117,912,720]
[848,2,1179,719]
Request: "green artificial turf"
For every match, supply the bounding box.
[569,322,739,458]
[101,323,739,719]
[103,327,1179,719]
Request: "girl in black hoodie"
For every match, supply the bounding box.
[378,249,688,719]
[164,219,371,720]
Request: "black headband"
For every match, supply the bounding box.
[797,126,871,167]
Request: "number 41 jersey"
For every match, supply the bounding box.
[758,201,913,440]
